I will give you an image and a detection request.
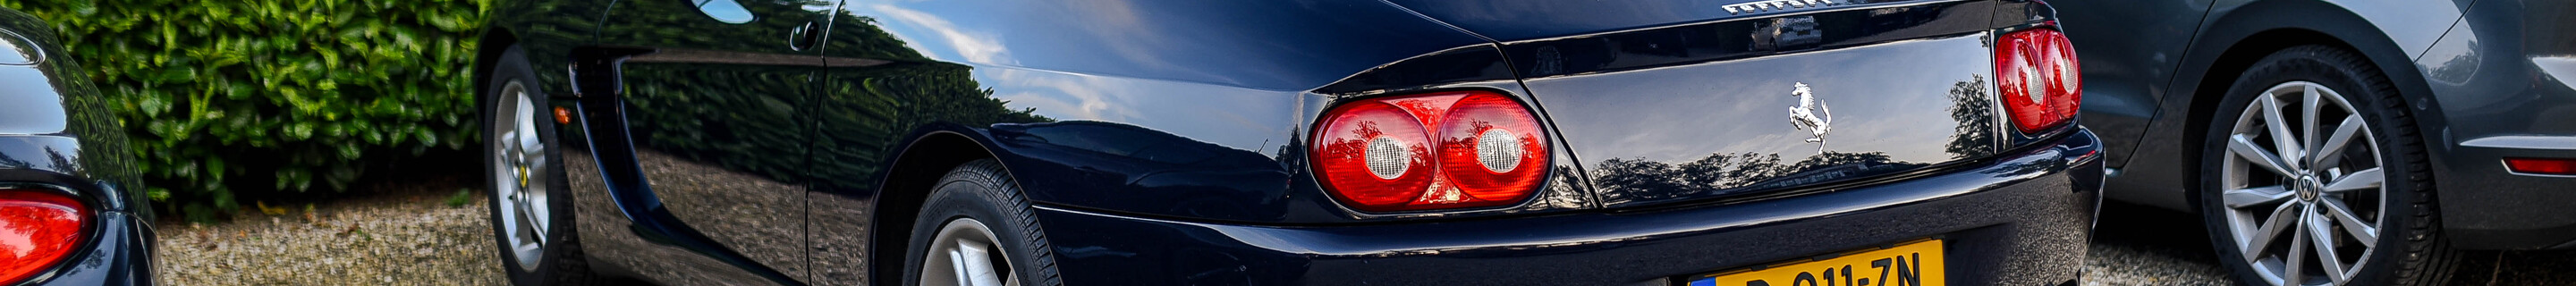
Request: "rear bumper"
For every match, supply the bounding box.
[1036,130,2104,285]
[2417,3,2576,250]
[2437,136,2576,249]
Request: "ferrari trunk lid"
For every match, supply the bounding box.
[1409,0,2016,207]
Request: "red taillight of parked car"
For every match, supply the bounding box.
[1995,27,2082,133]
[1312,90,1549,213]
[0,189,85,283]
[2505,157,2576,175]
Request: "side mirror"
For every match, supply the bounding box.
[695,0,755,24]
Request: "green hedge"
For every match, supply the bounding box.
[0,0,491,221]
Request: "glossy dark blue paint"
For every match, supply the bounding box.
[2065,0,2576,249]
[570,94,805,284]
[0,7,156,286]
[1529,33,2004,208]
[1044,129,2100,285]
[584,0,837,282]
[479,0,2100,284]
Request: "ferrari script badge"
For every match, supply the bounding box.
[1725,0,1849,14]
[1789,82,1832,153]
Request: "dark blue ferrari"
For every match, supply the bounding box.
[474,0,2102,285]
[0,6,156,286]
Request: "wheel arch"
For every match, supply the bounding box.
[2177,29,2351,207]
[2157,0,2454,214]
[866,127,1014,286]
[2149,3,2479,282]
[472,27,521,100]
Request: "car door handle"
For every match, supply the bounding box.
[789,21,823,51]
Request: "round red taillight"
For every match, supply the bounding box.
[1313,101,1437,209]
[1996,28,2082,133]
[0,189,85,284]
[1312,90,1547,213]
[1435,94,1548,203]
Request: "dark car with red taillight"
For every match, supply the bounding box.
[473,0,2100,285]
[2061,0,2576,284]
[0,7,156,286]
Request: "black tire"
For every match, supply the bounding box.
[902,159,1063,286]
[483,45,598,286]
[2194,46,2458,286]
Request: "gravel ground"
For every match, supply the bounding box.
[152,171,2570,285]
[157,172,504,286]
[2082,201,2576,286]
[2081,202,2236,286]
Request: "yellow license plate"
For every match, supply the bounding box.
[1686,240,1945,286]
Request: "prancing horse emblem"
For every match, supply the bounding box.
[1788,82,1832,153]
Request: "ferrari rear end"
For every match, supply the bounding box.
[1038,0,2100,285]
[0,7,156,286]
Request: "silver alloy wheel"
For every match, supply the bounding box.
[492,80,553,269]
[2220,81,2385,286]
[920,217,1017,286]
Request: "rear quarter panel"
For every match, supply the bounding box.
[2056,0,2213,170]
[2411,0,2576,248]
[2103,0,2470,210]
[792,1,1505,284]
[0,7,153,285]
[0,6,145,215]
[799,0,1501,225]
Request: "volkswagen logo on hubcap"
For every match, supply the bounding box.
[2294,174,2320,201]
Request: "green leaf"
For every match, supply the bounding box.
[153,68,196,83]
[139,96,167,116]
[444,189,473,207]
[286,122,313,139]
[413,128,436,147]
[207,157,226,181]
[336,142,360,159]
